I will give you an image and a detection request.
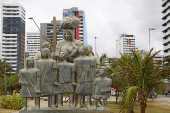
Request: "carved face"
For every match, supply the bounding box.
[26,58,34,69]
[64,30,73,41]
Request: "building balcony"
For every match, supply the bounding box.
[162,7,170,16]
[2,45,17,48]
[4,49,17,52]
[164,43,170,51]
[163,30,170,38]
[162,19,170,26]
[162,25,170,33]
[6,60,17,63]
[162,2,170,13]
[162,0,169,7]
[5,56,17,59]
[162,12,170,20]
[163,36,170,45]
[164,51,170,57]
[2,52,17,55]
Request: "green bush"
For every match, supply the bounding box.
[1,94,24,110]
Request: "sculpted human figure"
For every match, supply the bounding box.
[56,16,82,63]
[19,58,41,110]
[36,48,57,107]
[35,41,51,60]
[54,49,76,108]
[94,69,112,108]
[74,45,96,108]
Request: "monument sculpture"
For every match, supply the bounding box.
[19,58,41,110]
[36,48,57,107]
[74,45,96,108]
[54,49,76,107]
[56,16,82,63]
[93,69,112,109]
[19,16,112,113]
[35,41,51,60]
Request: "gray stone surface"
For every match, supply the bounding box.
[19,16,112,112]
[55,29,82,62]
[36,48,57,96]
[19,58,41,98]
[93,70,112,107]
[74,46,96,95]
[19,109,111,113]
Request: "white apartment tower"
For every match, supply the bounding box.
[26,33,40,58]
[116,34,136,58]
[162,0,170,57]
[1,3,25,71]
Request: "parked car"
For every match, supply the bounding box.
[165,91,170,96]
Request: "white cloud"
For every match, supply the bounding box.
[10,0,162,57]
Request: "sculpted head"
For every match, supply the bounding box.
[61,16,80,29]
[64,30,74,41]
[41,41,50,49]
[87,45,94,56]
[79,45,89,56]
[41,48,50,59]
[26,57,34,69]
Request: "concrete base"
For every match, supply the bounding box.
[19,108,112,113]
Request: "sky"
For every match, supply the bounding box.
[3,0,163,57]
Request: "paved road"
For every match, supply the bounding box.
[154,95,170,103]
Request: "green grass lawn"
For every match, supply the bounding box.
[108,101,170,113]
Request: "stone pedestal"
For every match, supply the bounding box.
[19,109,112,113]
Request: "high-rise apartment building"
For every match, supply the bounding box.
[40,20,63,47]
[116,34,136,58]
[1,3,25,71]
[162,0,170,57]
[26,32,40,58]
[63,7,87,45]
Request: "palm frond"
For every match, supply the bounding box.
[120,86,138,113]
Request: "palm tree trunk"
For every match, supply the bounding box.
[140,101,147,113]
[115,89,119,103]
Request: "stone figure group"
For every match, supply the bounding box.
[19,16,112,111]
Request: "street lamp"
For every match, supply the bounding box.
[28,17,41,32]
[149,28,156,50]
[94,36,98,55]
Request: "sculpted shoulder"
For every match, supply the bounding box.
[31,68,40,73]
[19,69,26,73]
[75,40,83,46]
[56,40,65,46]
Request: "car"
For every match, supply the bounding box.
[165,91,170,96]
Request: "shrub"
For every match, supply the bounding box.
[1,94,24,110]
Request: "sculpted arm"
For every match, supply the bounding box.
[55,42,63,57]
[18,71,27,85]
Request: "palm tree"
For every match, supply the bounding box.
[116,49,168,113]
[106,59,129,103]
[99,53,107,66]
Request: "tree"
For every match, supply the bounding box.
[0,60,19,95]
[99,53,107,66]
[116,49,168,113]
[163,56,170,80]
[106,59,129,103]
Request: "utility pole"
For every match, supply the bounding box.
[53,16,57,52]
[94,36,97,55]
